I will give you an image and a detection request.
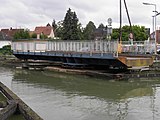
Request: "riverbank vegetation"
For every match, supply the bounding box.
[111,25,148,41]
[0,45,12,55]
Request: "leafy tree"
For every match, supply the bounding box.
[13,29,30,40]
[76,22,83,40]
[54,20,63,39]
[31,33,37,38]
[52,19,58,37]
[40,33,48,39]
[62,8,72,40]
[132,25,148,41]
[111,25,148,41]
[83,21,96,40]
[62,8,82,40]
[111,29,119,40]
[70,12,82,40]
[52,19,57,29]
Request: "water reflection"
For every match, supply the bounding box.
[13,70,154,100]
[0,67,160,120]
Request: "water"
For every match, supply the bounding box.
[1,67,160,120]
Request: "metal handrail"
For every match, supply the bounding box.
[12,40,156,56]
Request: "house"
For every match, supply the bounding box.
[34,25,54,39]
[0,31,11,48]
[150,29,160,44]
[94,27,108,40]
[1,28,24,39]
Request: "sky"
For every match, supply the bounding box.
[0,0,160,32]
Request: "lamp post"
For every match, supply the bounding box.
[143,2,157,54]
[152,16,155,41]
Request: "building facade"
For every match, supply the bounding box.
[34,26,54,39]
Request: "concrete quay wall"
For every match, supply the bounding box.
[0,82,43,120]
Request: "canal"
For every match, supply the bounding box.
[0,67,160,120]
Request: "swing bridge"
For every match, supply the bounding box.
[12,40,155,70]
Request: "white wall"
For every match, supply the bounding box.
[48,29,55,38]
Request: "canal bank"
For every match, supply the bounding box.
[0,81,43,120]
[0,55,21,68]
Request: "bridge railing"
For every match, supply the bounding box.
[47,40,118,53]
[12,40,156,56]
[12,40,118,54]
[121,40,155,54]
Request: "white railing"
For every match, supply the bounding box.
[11,40,156,55]
[121,40,155,54]
[12,40,118,54]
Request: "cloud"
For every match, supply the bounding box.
[0,0,160,31]
[0,0,68,29]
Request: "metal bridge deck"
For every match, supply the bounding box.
[12,40,155,69]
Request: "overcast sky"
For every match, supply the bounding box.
[0,0,160,32]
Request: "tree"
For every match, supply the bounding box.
[31,33,37,38]
[62,8,82,40]
[52,19,57,29]
[13,29,30,40]
[52,19,58,37]
[132,25,148,41]
[111,29,119,40]
[83,21,96,40]
[55,20,63,39]
[111,25,148,41]
[40,33,48,39]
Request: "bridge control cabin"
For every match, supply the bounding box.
[11,40,154,70]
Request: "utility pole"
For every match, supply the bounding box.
[119,0,122,43]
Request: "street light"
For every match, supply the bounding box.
[153,11,160,16]
[143,2,157,54]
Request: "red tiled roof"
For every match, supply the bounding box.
[1,28,24,38]
[1,29,10,35]
[34,26,52,35]
[1,29,9,32]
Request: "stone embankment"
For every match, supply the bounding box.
[0,82,43,120]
